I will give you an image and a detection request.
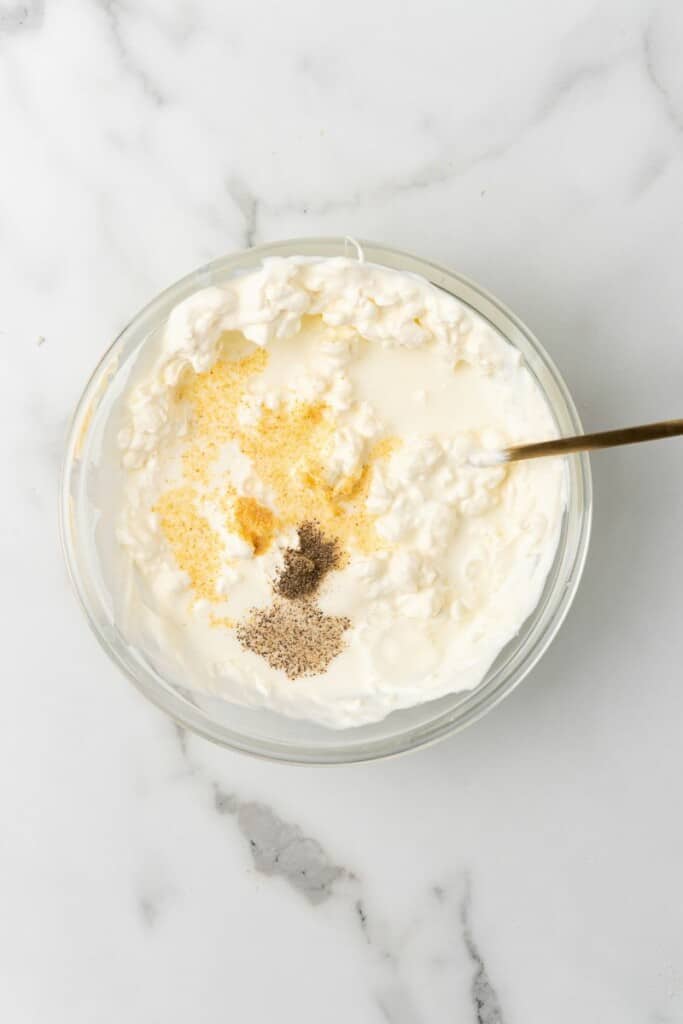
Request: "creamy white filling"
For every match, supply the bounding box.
[114,257,566,728]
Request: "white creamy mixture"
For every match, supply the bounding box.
[116,256,566,728]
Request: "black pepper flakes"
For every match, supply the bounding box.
[274,521,341,600]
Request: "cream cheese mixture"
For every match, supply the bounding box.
[116,256,566,727]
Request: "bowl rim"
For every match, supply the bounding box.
[60,237,592,764]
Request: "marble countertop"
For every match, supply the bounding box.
[3,1,683,1020]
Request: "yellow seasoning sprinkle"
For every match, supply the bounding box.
[234,496,278,556]
[155,344,402,608]
[177,348,268,484]
[153,485,223,602]
[209,613,235,629]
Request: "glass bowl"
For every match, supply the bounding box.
[60,238,592,764]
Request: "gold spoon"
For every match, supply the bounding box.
[469,418,683,466]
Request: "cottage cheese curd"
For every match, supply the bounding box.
[116,256,566,727]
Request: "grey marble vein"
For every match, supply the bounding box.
[460,877,505,1024]
[631,152,671,197]
[128,3,199,50]
[255,37,637,220]
[356,898,370,941]
[179,748,508,1012]
[138,895,160,928]
[176,730,477,1008]
[136,877,173,929]
[642,16,683,134]
[214,784,345,904]
[533,47,634,124]
[173,721,189,759]
[96,0,166,106]
[0,0,43,32]
[226,177,260,249]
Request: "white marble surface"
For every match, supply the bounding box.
[2,0,683,1020]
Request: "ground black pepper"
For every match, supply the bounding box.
[274,521,341,600]
[235,601,350,679]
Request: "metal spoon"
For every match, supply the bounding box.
[469,418,683,466]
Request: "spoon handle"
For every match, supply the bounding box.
[505,418,683,462]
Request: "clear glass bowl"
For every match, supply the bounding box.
[60,238,592,764]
